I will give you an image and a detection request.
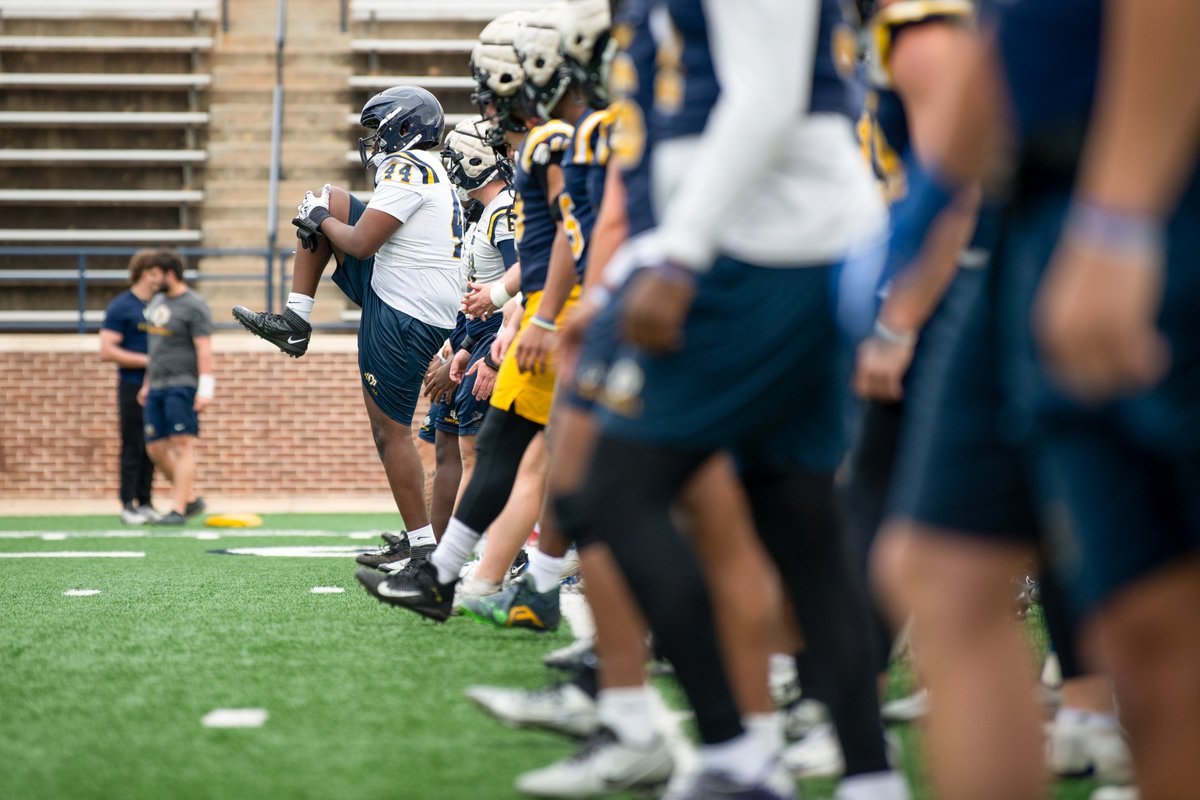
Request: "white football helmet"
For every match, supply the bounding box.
[441,117,512,191]
[471,11,532,131]
[514,4,574,120]
[558,0,614,107]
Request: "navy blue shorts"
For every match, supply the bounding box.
[599,257,845,473]
[886,266,1041,540]
[566,292,624,413]
[144,386,199,442]
[418,348,492,443]
[332,195,451,426]
[996,173,1200,611]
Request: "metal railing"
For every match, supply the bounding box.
[0,246,276,333]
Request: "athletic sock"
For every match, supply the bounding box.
[406,524,436,549]
[286,292,314,322]
[526,548,565,593]
[700,732,774,784]
[836,770,911,800]
[743,712,784,751]
[598,686,656,747]
[430,518,481,584]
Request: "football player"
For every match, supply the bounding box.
[355,8,591,630]
[233,86,461,561]
[571,1,906,798]
[870,1,1200,798]
[414,117,518,541]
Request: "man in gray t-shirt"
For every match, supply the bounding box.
[138,251,215,525]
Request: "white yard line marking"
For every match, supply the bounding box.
[194,532,220,540]
[63,589,101,596]
[211,546,370,558]
[0,530,387,540]
[201,708,268,728]
[310,586,345,594]
[0,551,145,558]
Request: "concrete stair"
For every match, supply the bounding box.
[200,0,353,323]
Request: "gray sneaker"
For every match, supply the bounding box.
[515,727,673,798]
[465,681,599,739]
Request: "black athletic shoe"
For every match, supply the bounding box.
[355,532,410,569]
[152,511,187,526]
[184,496,206,519]
[232,306,311,357]
[355,561,456,622]
[379,543,435,572]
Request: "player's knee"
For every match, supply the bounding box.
[434,433,460,467]
[552,489,592,547]
[328,185,352,223]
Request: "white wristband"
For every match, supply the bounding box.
[197,374,215,400]
[489,283,513,308]
[874,320,917,348]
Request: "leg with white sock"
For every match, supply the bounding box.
[429,407,543,584]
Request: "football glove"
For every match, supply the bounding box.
[292,184,333,252]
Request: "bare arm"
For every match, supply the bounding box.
[98,328,149,369]
[583,164,629,292]
[320,208,402,260]
[193,335,214,412]
[1077,0,1200,215]
[1034,0,1200,400]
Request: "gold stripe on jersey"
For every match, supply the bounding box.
[486,205,513,244]
[396,152,437,184]
[520,119,575,173]
[572,108,615,167]
[379,152,438,185]
[869,1,973,87]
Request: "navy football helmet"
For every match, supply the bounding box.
[357,86,445,170]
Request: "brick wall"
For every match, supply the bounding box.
[0,336,435,502]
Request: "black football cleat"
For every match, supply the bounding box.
[184,496,206,519]
[232,306,312,358]
[355,532,411,569]
[355,561,457,622]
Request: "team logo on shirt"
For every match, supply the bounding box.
[149,304,172,327]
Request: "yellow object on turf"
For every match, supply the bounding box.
[490,286,581,426]
[204,513,264,528]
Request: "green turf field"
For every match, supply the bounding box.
[0,514,1100,799]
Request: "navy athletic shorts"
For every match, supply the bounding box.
[144,386,199,442]
[332,195,451,426]
[598,256,845,474]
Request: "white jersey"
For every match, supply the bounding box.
[367,149,464,329]
[461,188,516,287]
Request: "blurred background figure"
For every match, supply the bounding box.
[100,250,166,525]
[140,250,214,526]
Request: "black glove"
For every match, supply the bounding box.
[292,215,324,253]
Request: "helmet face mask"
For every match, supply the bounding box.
[357,86,445,170]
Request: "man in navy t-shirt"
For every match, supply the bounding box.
[100,250,164,524]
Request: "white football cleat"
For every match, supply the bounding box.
[1046,715,1134,784]
[515,727,673,798]
[465,681,599,739]
[783,722,844,778]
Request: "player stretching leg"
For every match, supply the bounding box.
[233,87,462,559]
